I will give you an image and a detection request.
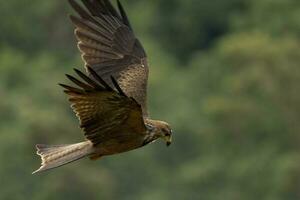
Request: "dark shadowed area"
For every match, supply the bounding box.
[0,0,299,199]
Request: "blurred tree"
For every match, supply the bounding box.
[0,1,76,58]
[0,0,299,199]
[232,0,300,37]
[151,0,247,62]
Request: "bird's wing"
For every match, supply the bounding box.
[69,0,149,116]
[59,67,147,146]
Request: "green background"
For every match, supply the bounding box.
[0,0,299,199]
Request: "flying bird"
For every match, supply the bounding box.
[33,0,172,174]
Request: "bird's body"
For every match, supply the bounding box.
[33,0,172,174]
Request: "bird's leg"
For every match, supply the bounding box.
[89,153,102,160]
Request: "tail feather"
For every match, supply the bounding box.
[33,141,93,174]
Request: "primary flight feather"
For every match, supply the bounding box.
[33,0,172,174]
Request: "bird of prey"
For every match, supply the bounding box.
[33,0,172,174]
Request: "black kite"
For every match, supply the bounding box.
[33,0,172,174]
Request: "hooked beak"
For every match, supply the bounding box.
[165,135,172,147]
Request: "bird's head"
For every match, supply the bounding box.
[146,120,172,146]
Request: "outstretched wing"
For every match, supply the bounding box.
[59,67,147,146]
[69,0,149,116]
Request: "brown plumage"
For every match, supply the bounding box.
[69,0,149,115]
[33,0,172,174]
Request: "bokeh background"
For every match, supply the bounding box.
[1,0,300,199]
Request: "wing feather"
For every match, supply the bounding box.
[60,67,146,145]
[69,0,149,116]
[117,0,132,29]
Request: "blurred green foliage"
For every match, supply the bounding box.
[0,0,299,199]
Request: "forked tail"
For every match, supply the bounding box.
[33,141,93,174]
